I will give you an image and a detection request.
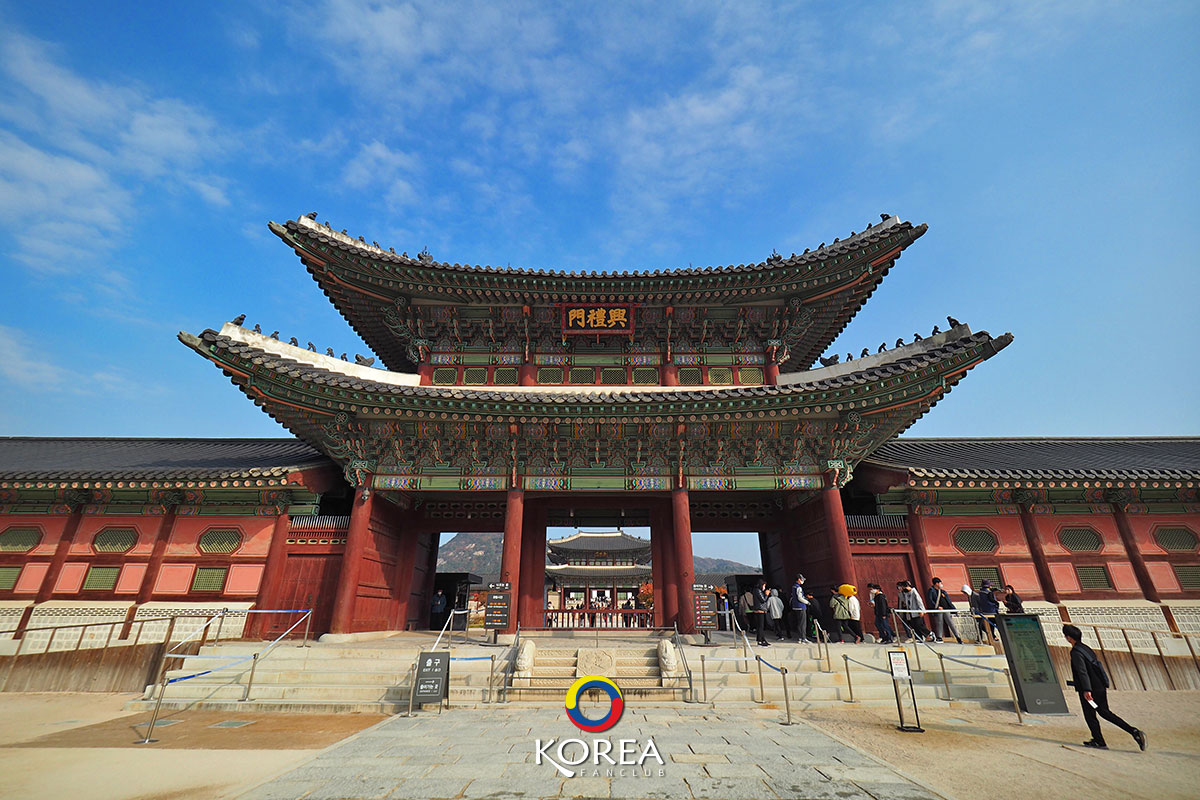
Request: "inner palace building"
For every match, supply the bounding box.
[1,213,1197,642]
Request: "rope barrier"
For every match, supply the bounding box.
[165,611,311,685]
[449,656,493,661]
[843,656,892,674]
[919,642,1006,673]
[758,658,783,673]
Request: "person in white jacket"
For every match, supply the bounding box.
[846,588,864,643]
[766,588,785,639]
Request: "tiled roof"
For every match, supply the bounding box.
[0,437,331,481]
[867,437,1200,481]
[182,324,1009,409]
[545,564,653,579]
[548,531,652,552]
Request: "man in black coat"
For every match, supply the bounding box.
[1063,624,1146,750]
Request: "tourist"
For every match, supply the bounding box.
[805,588,822,641]
[1004,585,1025,614]
[896,581,933,642]
[790,574,812,642]
[737,587,754,635]
[830,586,858,643]
[925,578,963,643]
[1063,625,1146,751]
[431,588,448,631]
[844,584,864,643]
[622,597,634,627]
[751,580,771,646]
[976,581,1001,639]
[766,588,785,639]
[868,585,895,643]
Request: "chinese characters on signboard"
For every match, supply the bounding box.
[561,304,634,334]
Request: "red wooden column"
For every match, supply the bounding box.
[652,503,678,627]
[650,515,666,628]
[330,486,374,634]
[672,487,697,634]
[1015,499,1061,603]
[821,484,858,588]
[904,507,935,595]
[1110,498,1161,603]
[499,488,525,634]
[390,508,423,631]
[136,499,181,604]
[662,364,679,386]
[765,360,780,385]
[518,503,547,629]
[418,364,434,385]
[519,363,536,385]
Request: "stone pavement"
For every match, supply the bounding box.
[238,706,944,800]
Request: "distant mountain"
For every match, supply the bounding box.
[436,532,756,575]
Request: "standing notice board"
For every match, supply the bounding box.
[693,585,718,630]
[996,614,1069,714]
[484,590,511,630]
[413,651,449,705]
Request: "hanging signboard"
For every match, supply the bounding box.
[560,304,635,334]
[413,651,450,705]
[996,614,1069,714]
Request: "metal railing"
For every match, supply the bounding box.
[543,609,654,629]
[671,623,694,702]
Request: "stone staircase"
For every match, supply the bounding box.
[685,640,1014,709]
[126,636,505,714]
[125,633,1014,714]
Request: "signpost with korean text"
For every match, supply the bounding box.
[413,651,450,711]
[888,649,924,733]
[693,584,717,642]
[484,582,511,635]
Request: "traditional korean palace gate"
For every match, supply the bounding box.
[179,212,1011,634]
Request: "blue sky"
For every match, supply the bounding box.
[1,3,1197,562]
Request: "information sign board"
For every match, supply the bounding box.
[413,651,449,705]
[996,614,1069,714]
[888,650,911,681]
[694,592,718,630]
[484,591,511,629]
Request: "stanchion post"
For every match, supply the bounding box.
[136,675,169,744]
[756,655,765,704]
[700,655,708,703]
[214,609,227,643]
[1122,629,1147,690]
[780,667,792,725]
[302,610,312,648]
[489,654,496,704]
[1003,667,1023,724]
[843,654,856,703]
[406,663,416,717]
[241,653,259,702]
[912,636,922,671]
[938,652,951,700]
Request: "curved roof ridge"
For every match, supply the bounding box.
[283,212,911,277]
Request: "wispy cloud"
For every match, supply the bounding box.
[0,30,230,275]
[0,324,162,398]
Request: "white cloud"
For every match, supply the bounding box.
[0,325,74,390]
[0,30,231,275]
[342,140,420,209]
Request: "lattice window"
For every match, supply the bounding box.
[199,529,242,554]
[1155,527,1199,552]
[0,527,40,552]
[1173,565,1200,590]
[1075,565,1113,590]
[738,367,764,385]
[631,367,659,385]
[1059,527,1102,552]
[0,566,20,591]
[967,566,1002,589]
[537,367,563,384]
[954,528,998,553]
[678,367,702,384]
[191,567,228,592]
[568,367,595,384]
[82,566,120,591]
[462,367,488,385]
[707,366,733,385]
[93,528,137,553]
[492,367,519,385]
[600,368,626,385]
[431,367,458,385]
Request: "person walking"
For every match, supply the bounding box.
[1004,584,1025,614]
[844,585,864,643]
[976,580,1001,639]
[789,574,812,642]
[1063,625,1146,751]
[830,587,857,643]
[766,588,785,639]
[751,580,771,646]
[896,581,933,641]
[869,584,895,644]
[925,578,963,643]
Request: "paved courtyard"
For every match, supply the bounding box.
[239,706,942,800]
